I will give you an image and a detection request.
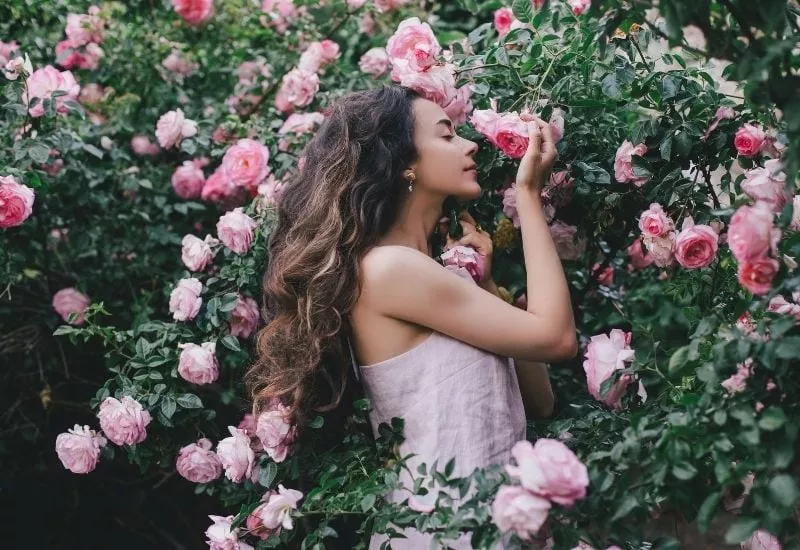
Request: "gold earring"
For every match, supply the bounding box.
[405,170,416,193]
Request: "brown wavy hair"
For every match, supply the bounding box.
[247,86,420,427]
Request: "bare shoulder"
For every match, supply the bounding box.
[360,245,439,284]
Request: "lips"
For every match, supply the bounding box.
[464,164,476,172]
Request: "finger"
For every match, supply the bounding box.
[456,232,486,253]
[458,210,477,226]
[526,122,542,156]
[539,122,556,156]
[519,110,536,122]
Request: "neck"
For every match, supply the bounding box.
[378,192,443,257]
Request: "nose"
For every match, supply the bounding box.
[463,137,478,157]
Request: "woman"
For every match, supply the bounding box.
[248,86,576,548]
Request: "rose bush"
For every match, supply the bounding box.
[2,0,799,548]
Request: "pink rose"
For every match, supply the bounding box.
[568,0,591,15]
[79,83,105,105]
[201,167,245,207]
[169,277,203,321]
[394,62,472,125]
[171,160,206,199]
[495,113,529,159]
[247,501,276,540]
[298,40,340,73]
[767,296,800,320]
[549,108,565,144]
[217,208,258,254]
[205,515,252,550]
[130,135,160,156]
[375,0,411,12]
[176,438,222,483]
[24,65,80,117]
[642,233,675,268]
[721,358,753,395]
[65,12,104,48]
[52,287,91,325]
[237,59,271,87]
[347,0,367,7]
[790,195,800,231]
[440,245,485,283]
[627,237,654,270]
[181,234,216,272]
[592,263,615,286]
[506,439,589,506]
[470,108,501,142]
[738,256,779,295]
[549,221,585,260]
[55,424,106,474]
[494,8,522,37]
[256,484,304,530]
[734,123,766,157]
[256,401,297,463]
[155,108,197,149]
[275,69,319,113]
[741,530,782,550]
[171,0,214,25]
[673,217,719,269]
[257,175,286,210]
[741,159,788,213]
[542,170,573,208]
[0,40,20,66]
[703,106,736,140]
[614,140,648,186]
[359,47,389,77]
[178,342,219,385]
[638,203,673,237]
[727,202,779,262]
[502,185,521,228]
[441,83,473,127]
[386,17,441,72]
[491,485,550,541]
[162,50,197,77]
[230,295,260,338]
[278,112,324,138]
[216,426,255,483]
[221,139,270,193]
[583,329,635,409]
[0,175,35,228]
[97,396,152,446]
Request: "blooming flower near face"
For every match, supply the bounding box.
[97,396,152,446]
[177,342,219,385]
[52,287,91,325]
[392,61,473,126]
[734,123,766,157]
[176,438,222,483]
[275,68,319,113]
[230,295,260,338]
[614,140,648,186]
[257,484,304,530]
[55,424,106,474]
[217,208,258,254]
[673,217,719,269]
[169,277,203,321]
[24,65,80,117]
[387,17,441,72]
[216,426,255,483]
[181,234,217,272]
[171,159,206,200]
[155,109,197,149]
[491,485,551,541]
[440,245,485,283]
[0,175,35,228]
[256,400,297,462]
[171,0,214,25]
[583,329,635,409]
[505,439,589,506]
[359,47,389,77]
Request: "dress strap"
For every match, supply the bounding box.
[346,335,361,383]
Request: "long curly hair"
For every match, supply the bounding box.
[247,86,421,427]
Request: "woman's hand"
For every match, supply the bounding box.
[516,115,558,194]
[439,210,496,290]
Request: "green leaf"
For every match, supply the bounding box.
[724,517,759,544]
[601,73,621,99]
[259,462,278,488]
[768,474,799,508]
[28,142,51,164]
[611,494,638,521]
[220,335,241,352]
[512,0,534,23]
[696,493,721,533]
[758,407,787,431]
[672,462,698,481]
[360,494,376,512]
[308,415,324,429]
[176,393,203,409]
[460,0,478,13]
[668,345,690,374]
[83,143,104,158]
[775,336,800,359]
[160,396,177,419]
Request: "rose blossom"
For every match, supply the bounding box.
[256,400,297,463]
[171,0,214,25]
[568,0,591,15]
[275,69,319,112]
[230,295,260,338]
[130,135,160,156]
[614,140,648,186]
[216,426,255,483]
[177,342,219,385]
[278,112,325,146]
[205,515,253,550]
[24,65,80,117]
[181,234,216,272]
[256,484,304,530]
[55,40,103,71]
[734,123,766,157]
[738,256,779,295]
[97,396,152,446]
[673,217,718,269]
[375,0,411,12]
[347,0,367,7]
[176,438,222,483]
[217,208,258,254]
[592,263,615,286]
[491,485,551,541]
[727,202,779,262]
[0,40,19,66]
[440,245,485,283]
[386,17,441,72]
[55,424,106,474]
[494,113,530,159]
[494,8,523,37]
[0,175,35,228]
[470,108,501,142]
[155,109,197,149]
[703,106,736,140]
[246,499,276,540]
[359,47,389,77]
[161,50,197,77]
[298,40,340,73]
[627,237,654,270]
[506,439,589,506]
[767,295,800,320]
[549,108,565,144]
[237,58,271,87]
[642,233,675,268]
[202,167,246,206]
[741,159,788,212]
[502,185,521,228]
[549,221,585,260]
[741,530,782,550]
[583,329,635,409]
[638,203,672,237]
[52,287,91,325]
[65,11,104,48]
[542,169,573,207]
[221,138,270,192]
[169,277,203,321]
[171,159,206,199]
[721,358,753,394]
[257,175,286,210]
[393,61,472,125]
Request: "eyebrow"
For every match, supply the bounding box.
[436,119,453,130]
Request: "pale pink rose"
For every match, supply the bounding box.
[130,135,160,156]
[155,109,197,149]
[674,217,719,269]
[592,263,615,286]
[55,424,106,474]
[375,0,411,12]
[506,439,589,506]
[742,530,782,550]
[359,47,389,77]
[347,0,367,7]
[216,426,255,483]
[394,61,472,125]
[721,358,753,395]
[52,287,91,325]
[568,0,591,15]
[737,256,779,295]
[169,277,203,321]
[261,0,297,18]
[278,112,324,137]
[728,202,779,262]
[177,342,219,385]
[638,203,673,237]
[549,221,585,260]
[24,65,80,117]
[237,59,271,88]
[442,83,473,127]
[494,113,529,159]
[494,8,521,37]
[256,175,286,210]
[176,438,222,483]
[97,396,152,446]
[360,11,376,34]
[247,501,276,540]
[741,160,788,213]
[79,83,105,105]
[217,208,258,254]
[542,170,573,207]
[470,108,502,143]
[275,69,319,113]
[65,12,105,48]
[221,138,270,193]
[205,515,253,550]
[734,123,766,157]
[583,329,635,409]
[0,40,20,66]
[440,245,485,283]
[767,296,800,320]
[181,234,216,272]
[202,167,248,207]
[491,485,550,541]
[642,233,675,268]
[386,17,441,72]
[225,92,262,116]
[3,56,28,81]
[230,295,260,338]
[162,50,197,77]
[502,185,521,228]
[237,413,258,438]
[549,108,565,144]
[171,160,206,199]
[0,175,35,228]
[256,401,297,462]
[790,195,800,231]
[614,140,648,186]
[172,0,214,25]
[297,42,324,73]
[627,237,654,270]
[319,39,340,64]
[257,484,304,530]
[703,106,736,140]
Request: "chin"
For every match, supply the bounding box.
[454,181,482,201]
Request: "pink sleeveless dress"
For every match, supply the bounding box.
[350,265,527,549]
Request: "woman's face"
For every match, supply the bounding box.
[410,98,480,200]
